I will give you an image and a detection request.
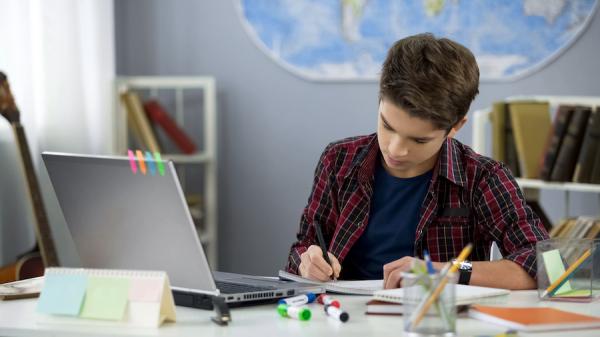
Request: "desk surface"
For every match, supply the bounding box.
[1,291,599,337]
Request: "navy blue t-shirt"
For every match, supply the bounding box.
[341,159,432,280]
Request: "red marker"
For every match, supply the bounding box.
[317,294,341,308]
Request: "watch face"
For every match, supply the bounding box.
[452,259,472,271]
[460,261,472,271]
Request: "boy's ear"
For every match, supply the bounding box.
[447,117,468,138]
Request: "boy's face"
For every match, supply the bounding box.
[377,99,464,178]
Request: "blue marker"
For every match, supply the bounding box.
[424,250,435,274]
[278,292,316,306]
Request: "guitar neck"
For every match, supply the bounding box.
[11,122,59,267]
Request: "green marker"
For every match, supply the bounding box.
[153,152,165,176]
[277,303,311,321]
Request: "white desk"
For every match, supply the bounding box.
[1,291,599,336]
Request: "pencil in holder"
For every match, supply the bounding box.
[402,272,457,337]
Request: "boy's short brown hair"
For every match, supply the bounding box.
[379,33,479,131]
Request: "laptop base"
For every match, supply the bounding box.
[172,290,280,310]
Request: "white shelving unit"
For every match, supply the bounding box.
[472,96,600,218]
[114,76,218,267]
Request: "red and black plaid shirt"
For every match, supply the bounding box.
[285,133,549,279]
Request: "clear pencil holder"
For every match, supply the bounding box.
[402,272,457,337]
[536,239,600,302]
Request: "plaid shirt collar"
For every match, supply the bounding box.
[349,133,467,187]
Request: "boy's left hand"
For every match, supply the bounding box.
[383,256,444,289]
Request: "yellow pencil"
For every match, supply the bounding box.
[410,243,473,329]
[541,248,591,298]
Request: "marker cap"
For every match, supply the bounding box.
[277,303,287,317]
[317,294,341,308]
[324,304,349,322]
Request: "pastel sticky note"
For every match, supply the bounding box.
[37,273,87,316]
[145,151,156,176]
[129,278,163,302]
[542,249,572,295]
[555,289,592,297]
[135,150,147,175]
[127,150,137,174]
[153,152,165,176]
[80,276,130,321]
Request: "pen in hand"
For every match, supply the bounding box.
[314,222,337,281]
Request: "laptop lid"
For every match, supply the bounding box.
[42,152,219,296]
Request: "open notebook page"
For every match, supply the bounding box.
[278,270,382,295]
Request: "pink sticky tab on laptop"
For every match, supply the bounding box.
[128,278,163,302]
[127,150,137,174]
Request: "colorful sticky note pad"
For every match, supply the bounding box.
[129,278,163,302]
[37,274,87,316]
[542,249,572,295]
[80,276,130,321]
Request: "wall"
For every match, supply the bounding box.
[115,0,600,275]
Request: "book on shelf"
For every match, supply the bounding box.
[539,105,575,180]
[548,218,572,238]
[550,217,600,239]
[569,217,595,239]
[468,305,600,332]
[573,107,600,183]
[491,102,507,163]
[490,102,521,177]
[550,106,592,182]
[558,218,579,238]
[120,91,162,153]
[143,100,198,155]
[586,220,600,239]
[508,101,551,179]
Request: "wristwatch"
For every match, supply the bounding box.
[452,259,472,285]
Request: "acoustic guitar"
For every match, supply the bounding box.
[0,71,59,283]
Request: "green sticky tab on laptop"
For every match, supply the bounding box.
[542,249,572,295]
[80,277,130,320]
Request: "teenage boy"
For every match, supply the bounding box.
[285,33,549,290]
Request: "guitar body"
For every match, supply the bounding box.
[0,71,59,283]
[0,253,44,284]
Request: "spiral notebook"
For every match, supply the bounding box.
[36,267,176,328]
[373,284,510,305]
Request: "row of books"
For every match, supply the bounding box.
[120,91,198,154]
[548,216,600,239]
[491,101,600,183]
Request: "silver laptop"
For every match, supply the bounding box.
[42,152,323,309]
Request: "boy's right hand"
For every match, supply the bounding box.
[299,245,341,281]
